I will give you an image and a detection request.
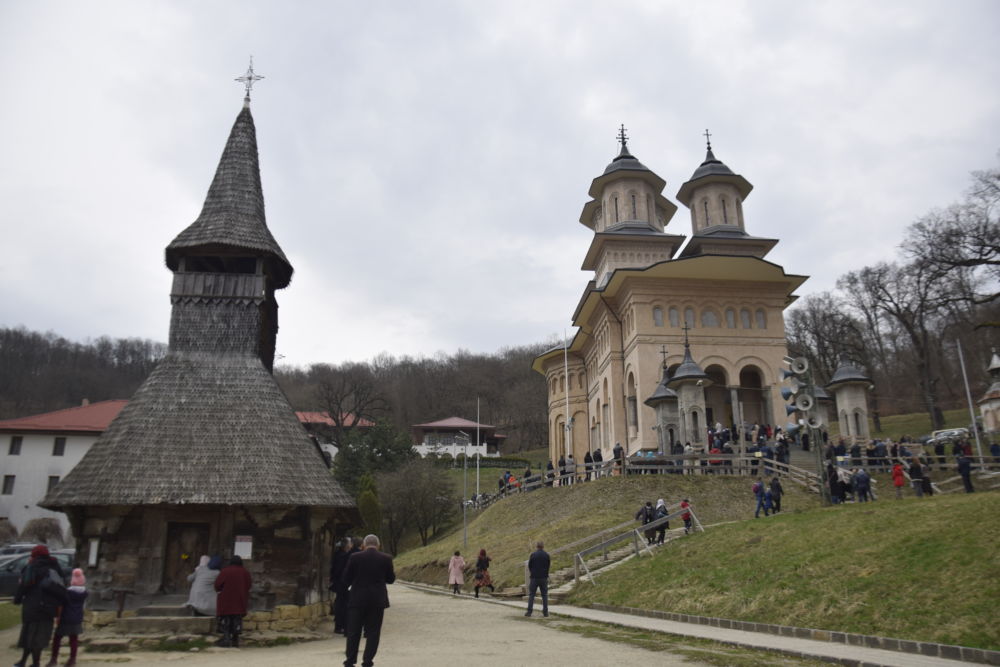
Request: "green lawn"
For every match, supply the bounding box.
[394,473,819,590]
[0,601,18,631]
[828,407,978,442]
[568,492,1000,650]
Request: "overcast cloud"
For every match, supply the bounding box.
[1,1,998,367]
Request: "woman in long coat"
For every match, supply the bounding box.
[186,555,221,616]
[214,555,252,647]
[473,549,494,598]
[448,551,465,594]
[14,545,66,667]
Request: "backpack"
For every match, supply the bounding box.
[752,481,762,494]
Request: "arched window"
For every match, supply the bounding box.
[755,309,767,329]
[550,378,557,394]
[613,195,620,222]
[702,199,710,226]
[653,307,664,327]
[668,307,680,327]
[559,376,565,393]
[701,309,720,328]
[740,308,752,329]
[684,307,696,328]
[721,197,729,224]
[854,411,863,437]
[631,193,637,219]
[725,308,736,329]
[578,372,586,390]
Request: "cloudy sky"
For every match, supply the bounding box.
[2,1,998,367]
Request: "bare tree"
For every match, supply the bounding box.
[312,362,389,446]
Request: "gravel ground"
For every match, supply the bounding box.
[1,585,706,666]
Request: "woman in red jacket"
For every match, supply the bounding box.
[214,555,252,647]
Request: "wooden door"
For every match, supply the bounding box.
[162,522,210,594]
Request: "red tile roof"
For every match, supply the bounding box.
[295,411,375,428]
[0,400,129,433]
[0,402,373,434]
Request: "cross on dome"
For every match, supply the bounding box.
[703,128,712,150]
[660,345,669,368]
[235,56,264,102]
[617,124,629,152]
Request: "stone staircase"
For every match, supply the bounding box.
[112,595,215,635]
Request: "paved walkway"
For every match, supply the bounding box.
[0,584,977,666]
[405,582,975,667]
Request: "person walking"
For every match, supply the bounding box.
[957,453,975,493]
[752,478,766,517]
[854,468,872,502]
[473,549,494,598]
[635,501,655,544]
[545,461,555,486]
[891,462,906,499]
[613,442,624,475]
[909,458,925,498]
[185,555,220,617]
[583,450,593,481]
[14,545,66,667]
[592,447,604,478]
[342,534,396,667]
[524,541,550,618]
[330,539,353,634]
[653,498,669,545]
[46,568,87,667]
[680,498,692,534]
[214,555,252,648]
[769,475,784,513]
[447,551,465,594]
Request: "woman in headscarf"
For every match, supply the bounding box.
[473,549,494,598]
[185,554,221,616]
[654,499,669,545]
[14,545,66,667]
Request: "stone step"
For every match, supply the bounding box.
[115,616,215,635]
[136,605,194,617]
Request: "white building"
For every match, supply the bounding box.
[411,417,504,458]
[0,400,127,539]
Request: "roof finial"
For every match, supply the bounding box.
[617,124,629,152]
[660,345,669,369]
[235,56,264,107]
[682,322,692,348]
[703,128,712,151]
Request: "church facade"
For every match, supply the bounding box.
[533,132,808,463]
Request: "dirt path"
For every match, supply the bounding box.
[2,585,706,666]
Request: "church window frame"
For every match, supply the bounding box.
[653,307,664,327]
[755,308,767,329]
[668,307,680,328]
[702,198,710,226]
[631,192,637,219]
[721,197,729,224]
[701,308,720,328]
[684,307,696,328]
[613,195,620,223]
[740,308,752,329]
[725,308,737,329]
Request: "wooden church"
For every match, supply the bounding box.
[42,91,356,608]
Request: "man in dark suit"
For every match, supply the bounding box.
[342,534,396,667]
[525,540,550,617]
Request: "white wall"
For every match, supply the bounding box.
[1,432,95,540]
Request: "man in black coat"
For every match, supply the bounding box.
[957,454,975,493]
[329,538,353,634]
[342,534,396,667]
[524,541,550,618]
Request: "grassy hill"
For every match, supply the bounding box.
[828,407,977,442]
[394,473,820,589]
[567,491,1000,650]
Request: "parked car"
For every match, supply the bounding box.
[0,549,75,596]
[0,543,37,557]
[930,428,970,444]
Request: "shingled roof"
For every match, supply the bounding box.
[41,103,352,511]
[165,107,293,288]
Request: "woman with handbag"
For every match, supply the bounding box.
[473,549,494,598]
[14,545,66,667]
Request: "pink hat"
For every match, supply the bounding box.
[71,568,86,587]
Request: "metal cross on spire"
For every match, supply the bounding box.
[235,56,264,103]
[682,322,692,347]
[617,124,629,152]
[703,128,712,151]
[660,345,669,369]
